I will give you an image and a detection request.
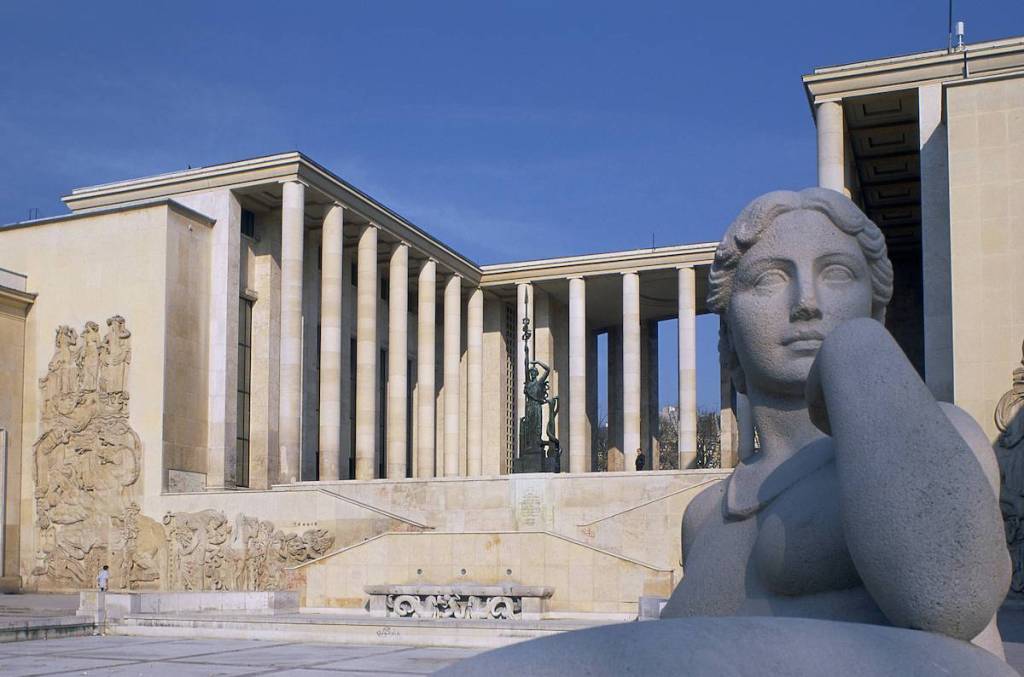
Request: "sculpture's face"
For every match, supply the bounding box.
[726,209,873,397]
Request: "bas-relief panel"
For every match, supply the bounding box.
[31,316,158,590]
[164,510,333,592]
[30,316,335,592]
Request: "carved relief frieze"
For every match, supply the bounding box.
[163,510,334,592]
[31,316,159,590]
[386,593,519,620]
[30,316,337,594]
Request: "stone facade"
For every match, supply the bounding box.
[0,36,1021,618]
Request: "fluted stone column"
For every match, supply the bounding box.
[318,203,344,480]
[354,225,378,479]
[816,101,845,193]
[417,260,437,478]
[568,277,587,473]
[677,266,697,469]
[622,272,641,471]
[443,275,462,476]
[279,180,305,483]
[387,243,410,479]
[467,288,484,476]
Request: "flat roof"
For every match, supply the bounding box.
[803,34,1024,104]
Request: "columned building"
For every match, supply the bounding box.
[804,35,1024,438]
[0,36,1019,613]
[0,153,722,493]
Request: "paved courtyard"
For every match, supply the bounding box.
[0,636,484,676]
[0,608,1021,675]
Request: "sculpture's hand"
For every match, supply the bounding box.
[805,318,899,436]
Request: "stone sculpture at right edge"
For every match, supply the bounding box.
[996,341,1024,593]
[439,188,1015,676]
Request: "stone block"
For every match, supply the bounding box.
[638,596,668,620]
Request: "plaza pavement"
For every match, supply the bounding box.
[0,595,1022,675]
[0,635,485,676]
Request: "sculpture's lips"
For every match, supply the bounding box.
[782,330,825,347]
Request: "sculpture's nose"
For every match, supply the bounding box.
[790,273,822,322]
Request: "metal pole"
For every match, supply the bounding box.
[947,0,954,53]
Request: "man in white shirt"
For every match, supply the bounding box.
[97,565,109,592]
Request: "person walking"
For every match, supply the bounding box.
[95,565,110,636]
[635,448,646,471]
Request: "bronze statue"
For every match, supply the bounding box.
[514,298,561,473]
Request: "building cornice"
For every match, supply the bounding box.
[0,285,36,316]
[61,152,483,282]
[0,198,216,233]
[479,242,717,286]
[802,35,1024,106]
[14,152,721,288]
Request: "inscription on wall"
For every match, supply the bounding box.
[513,479,551,530]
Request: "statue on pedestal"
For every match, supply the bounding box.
[513,298,561,473]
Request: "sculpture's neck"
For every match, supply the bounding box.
[747,389,823,463]
[724,388,832,518]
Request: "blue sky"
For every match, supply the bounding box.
[2,1,1022,412]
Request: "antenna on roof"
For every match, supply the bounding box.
[947,0,954,53]
[955,20,966,51]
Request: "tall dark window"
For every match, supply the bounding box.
[236,297,254,487]
[241,209,256,239]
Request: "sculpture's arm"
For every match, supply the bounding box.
[531,360,551,380]
[806,318,1009,641]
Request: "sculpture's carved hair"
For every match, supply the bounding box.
[707,188,893,393]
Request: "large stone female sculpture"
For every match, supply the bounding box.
[440,188,1014,676]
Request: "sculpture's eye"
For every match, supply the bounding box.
[753,269,788,290]
[821,264,854,284]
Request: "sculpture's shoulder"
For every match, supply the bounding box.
[939,402,1000,495]
[682,479,727,564]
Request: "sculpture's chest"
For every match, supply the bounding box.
[751,463,861,596]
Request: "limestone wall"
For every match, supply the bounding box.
[129,469,727,614]
[162,208,213,484]
[298,531,675,614]
[946,75,1024,438]
[0,203,214,590]
[0,297,27,580]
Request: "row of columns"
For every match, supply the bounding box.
[278,180,486,482]
[279,180,703,480]
[518,265,699,474]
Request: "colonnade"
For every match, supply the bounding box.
[276,180,705,481]
[515,265,700,474]
[279,181,487,482]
